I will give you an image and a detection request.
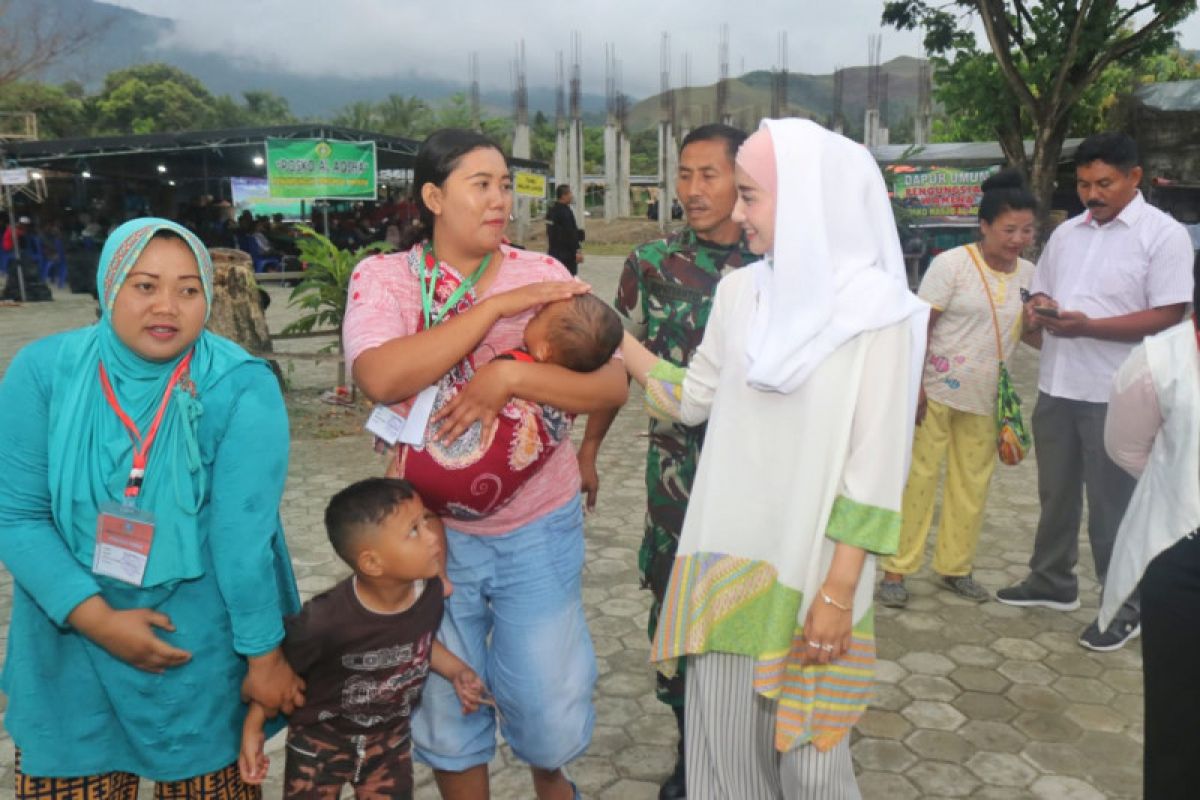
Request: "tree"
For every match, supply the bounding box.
[434,92,476,129]
[883,0,1199,218]
[0,81,87,138]
[94,63,216,134]
[241,90,295,126]
[376,93,431,137]
[331,100,379,131]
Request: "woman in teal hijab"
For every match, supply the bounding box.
[0,218,302,795]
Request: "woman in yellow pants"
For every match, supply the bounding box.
[877,170,1037,608]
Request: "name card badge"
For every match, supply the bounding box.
[365,404,407,445]
[93,502,155,586]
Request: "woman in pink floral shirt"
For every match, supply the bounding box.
[343,129,627,800]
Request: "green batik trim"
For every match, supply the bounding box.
[644,359,687,422]
[826,495,901,555]
[653,554,881,670]
[707,582,878,660]
[704,579,805,657]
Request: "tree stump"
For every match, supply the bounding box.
[207,248,272,354]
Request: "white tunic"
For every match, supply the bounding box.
[675,267,916,626]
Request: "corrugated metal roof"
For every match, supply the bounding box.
[1134,79,1200,112]
[871,139,1084,167]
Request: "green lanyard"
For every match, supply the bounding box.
[420,243,492,330]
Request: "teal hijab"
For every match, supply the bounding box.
[46,218,260,592]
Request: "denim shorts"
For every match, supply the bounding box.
[411,496,596,771]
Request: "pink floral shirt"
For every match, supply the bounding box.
[343,243,580,535]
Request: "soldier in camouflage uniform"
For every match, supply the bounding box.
[579,123,754,800]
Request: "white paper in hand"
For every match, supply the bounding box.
[399,385,438,446]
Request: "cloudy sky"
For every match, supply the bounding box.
[107,0,1200,97]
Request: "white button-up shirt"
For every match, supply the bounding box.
[1031,191,1194,402]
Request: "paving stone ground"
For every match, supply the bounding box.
[0,257,1144,798]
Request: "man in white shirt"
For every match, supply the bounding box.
[996,132,1194,652]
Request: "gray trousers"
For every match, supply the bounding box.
[685,652,861,800]
[1028,392,1139,622]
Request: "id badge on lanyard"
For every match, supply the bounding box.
[93,502,155,585]
[367,246,490,446]
[93,352,192,586]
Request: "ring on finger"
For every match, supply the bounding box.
[806,640,821,648]
[820,644,834,652]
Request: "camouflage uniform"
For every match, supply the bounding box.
[614,227,755,706]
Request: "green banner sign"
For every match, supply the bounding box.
[265,138,377,199]
[892,166,999,218]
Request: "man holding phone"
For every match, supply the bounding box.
[997,132,1194,652]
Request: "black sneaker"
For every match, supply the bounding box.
[1078,619,1141,652]
[994,582,1081,611]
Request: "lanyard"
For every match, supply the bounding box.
[98,351,193,502]
[420,244,491,330]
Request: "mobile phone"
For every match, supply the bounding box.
[1033,306,1060,319]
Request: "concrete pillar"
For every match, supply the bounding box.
[554,127,569,191]
[619,133,632,217]
[658,121,675,233]
[915,113,931,146]
[863,109,880,148]
[512,123,531,244]
[603,123,618,221]
[569,118,585,233]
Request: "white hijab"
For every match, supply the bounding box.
[742,119,928,441]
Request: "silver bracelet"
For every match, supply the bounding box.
[820,590,852,611]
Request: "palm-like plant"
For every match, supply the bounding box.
[283,225,393,388]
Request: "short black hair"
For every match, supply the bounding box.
[556,184,572,200]
[547,294,623,372]
[324,478,418,566]
[1075,132,1140,173]
[401,128,507,250]
[978,168,1037,224]
[680,123,748,165]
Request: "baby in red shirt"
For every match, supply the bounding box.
[393,293,622,519]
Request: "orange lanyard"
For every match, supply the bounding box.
[98,352,192,501]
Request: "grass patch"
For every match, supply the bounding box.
[584,242,642,257]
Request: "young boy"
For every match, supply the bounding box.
[393,293,623,518]
[238,478,483,798]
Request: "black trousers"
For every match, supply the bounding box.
[1141,530,1200,799]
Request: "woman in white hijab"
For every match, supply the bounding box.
[621,118,928,798]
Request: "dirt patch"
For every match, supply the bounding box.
[286,388,371,440]
[522,217,680,250]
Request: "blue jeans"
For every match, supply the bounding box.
[411,496,596,771]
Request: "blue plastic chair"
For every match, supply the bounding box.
[237,234,281,273]
[39,236,68,287]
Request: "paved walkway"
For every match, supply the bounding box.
[0,258,1142,798]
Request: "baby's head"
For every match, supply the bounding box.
[324,478,443,582]
[523,294,623,372]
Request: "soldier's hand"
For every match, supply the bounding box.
[578,443,600,512]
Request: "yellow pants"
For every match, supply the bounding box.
[882,398,997,577]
